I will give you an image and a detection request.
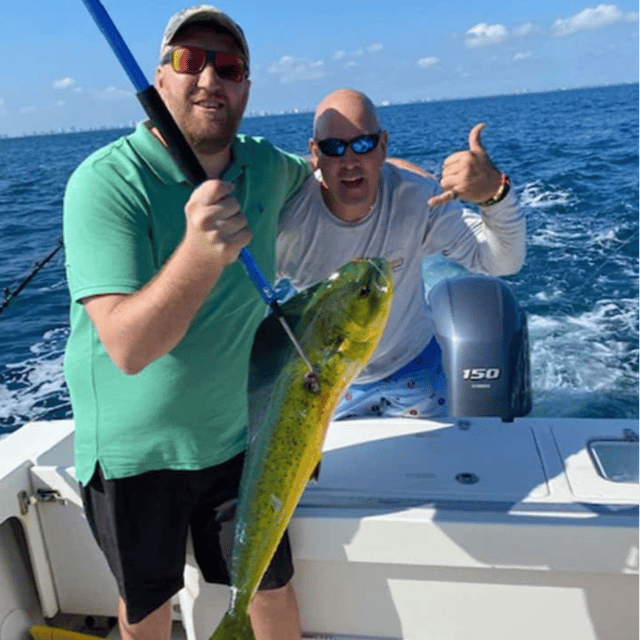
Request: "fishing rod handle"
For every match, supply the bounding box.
[137,87,207,185]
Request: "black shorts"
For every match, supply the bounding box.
[80,452,294,624]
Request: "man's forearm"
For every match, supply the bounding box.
[84,238,226,375]
[477,191,526,275]
[84,179,251,375]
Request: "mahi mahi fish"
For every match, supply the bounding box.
[210,257,393,639]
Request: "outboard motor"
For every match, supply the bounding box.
[429,275,531,422]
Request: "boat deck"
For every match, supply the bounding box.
[2,417,637,640]
[46,612,372,639]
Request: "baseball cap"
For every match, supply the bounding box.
[160,5,250,72]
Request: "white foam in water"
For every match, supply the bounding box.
[529,298,638,394]
[35,278,68,294]
[29,327,69,356]
[591,226,622,247]
[519,181,576,210]
[533,286,565,302]
[528,220,585,250]
[0,328,70,427]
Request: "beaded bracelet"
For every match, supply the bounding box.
[480,173,511,207]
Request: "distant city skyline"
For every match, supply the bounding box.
[2,81,636,140]
[2,1,638,137]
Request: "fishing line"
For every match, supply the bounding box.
[528,224,639,350]
[558,226,640,317]
[0,239,63,316]
[365,257,391,291]
[585,227,639,286]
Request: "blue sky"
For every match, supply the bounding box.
[2,1,638,136]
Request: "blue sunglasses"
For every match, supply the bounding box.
[316,130,382,157]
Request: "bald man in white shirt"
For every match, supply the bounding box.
[277,89,525,419]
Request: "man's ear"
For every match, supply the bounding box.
[155,66,164,90]
[380,130,388,159]
[309,138,320,169]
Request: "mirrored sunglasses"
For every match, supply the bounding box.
[316,131,382,157]
[161,46,247,82]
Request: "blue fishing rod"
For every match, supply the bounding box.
[79,0,319,389]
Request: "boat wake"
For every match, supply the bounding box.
[0,327,71,432]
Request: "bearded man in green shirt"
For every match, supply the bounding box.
[63,6,309,640]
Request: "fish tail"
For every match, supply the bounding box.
[209,610,254,640]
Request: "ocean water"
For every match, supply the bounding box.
[0,84,637,433]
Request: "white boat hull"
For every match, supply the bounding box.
[1,416,638,639]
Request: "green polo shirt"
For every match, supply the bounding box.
[63,122,310,484]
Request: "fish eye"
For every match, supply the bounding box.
[359,286,371,297]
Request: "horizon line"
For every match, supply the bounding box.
[2,81,637,140]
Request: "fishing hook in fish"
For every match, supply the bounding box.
[274,315,321,393]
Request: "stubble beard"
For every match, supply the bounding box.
[166,93,247,157]
[179,108,239,156]
[187,126,235,156]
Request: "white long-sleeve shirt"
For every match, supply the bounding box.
[277,164,525,384]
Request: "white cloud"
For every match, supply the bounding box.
[95,86,131,100]
[55,100,66,107]
[344,61,358,69]
[513,22,539,37]
[417,57,440,68]
[267,56,326,83]
[333,43,384,61]
[53,77,76,89]
[58,84,131,100]
[465,23,508,47]
[551,3,638,37]
[513,51,532,61]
